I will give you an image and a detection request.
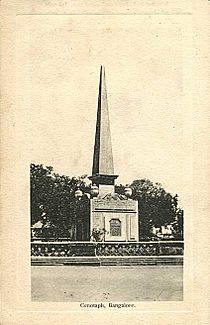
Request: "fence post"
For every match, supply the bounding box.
[156,242,160,256]
[94,242,97,257]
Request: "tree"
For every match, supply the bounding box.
[172,208,184,240]
[30,164,90,239]
[116,179,182,240]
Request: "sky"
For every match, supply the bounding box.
[16,15,192,206]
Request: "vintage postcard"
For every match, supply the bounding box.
[1,0,210,324]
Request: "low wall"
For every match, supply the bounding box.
[31,241,183,265]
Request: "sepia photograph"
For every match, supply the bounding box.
[26,15,185,303]
[2,1,210,324]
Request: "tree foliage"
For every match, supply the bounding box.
[116,179,183,240]
[131,179,181,239]
[30,163,90,239]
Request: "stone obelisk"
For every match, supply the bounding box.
[89,66,118,196]
[88,66,138,242]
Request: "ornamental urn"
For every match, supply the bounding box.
[124,186,132,198]
[75,188,83,200]
[90,184,99,197]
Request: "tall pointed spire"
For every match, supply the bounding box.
[92,66,114,175]
[89,66,118,194]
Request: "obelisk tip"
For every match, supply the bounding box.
[100,65,105,71]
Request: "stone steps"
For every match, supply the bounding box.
[100,257,183,266]
[31,256,183,266]
[32,257,100,266]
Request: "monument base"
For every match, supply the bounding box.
[90,194,139,242]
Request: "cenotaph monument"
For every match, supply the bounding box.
[87,66,139,242]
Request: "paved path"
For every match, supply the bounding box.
[31,265,183,302]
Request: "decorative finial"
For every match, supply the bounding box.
[75,188,83,200]
[124,185,132,198]
[90,183,99,198]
